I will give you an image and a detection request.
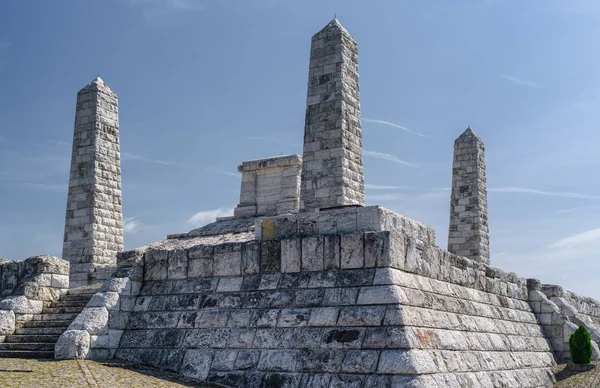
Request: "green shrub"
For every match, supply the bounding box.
[569,325,593,364]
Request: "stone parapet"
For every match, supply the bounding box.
[234,155,302,218]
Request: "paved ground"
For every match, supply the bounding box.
[0,358,220,387]
[555,362,599,387]
[1,358,598,387]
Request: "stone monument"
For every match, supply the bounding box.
[62,77,123,288]
[448,126,490,264]
[300,18,364,212]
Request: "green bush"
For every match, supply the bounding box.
[569,325,593,364]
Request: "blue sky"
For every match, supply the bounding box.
[1,0,600,299]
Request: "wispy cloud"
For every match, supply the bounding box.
[129,0,205,20]
[555,205,600,214]
[548,228,600,249]
[363,118,428,137]
[366,184,422,190]
[488,187,600,199]
[121,152,197,168]
[245,136,296,146]
[363,150,418,167]
[500,74,542,88]
[187,207,234,228]
[122,152,239,177]
[124,217,142,233]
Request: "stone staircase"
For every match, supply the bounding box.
[0,285,100,359]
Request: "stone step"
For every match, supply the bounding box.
[32,313,79,321]
[61,293,95,302]
[22,320,71,329]
[0,342,55,351]
[15,327,65,335]
[42,306,85,314]
[4,334,60,343]
[67,284,102,296]
[51,300,89,308]
[0,350,54,359]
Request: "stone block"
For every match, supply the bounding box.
[261,241,281,274]
[144,249,168,281]
[281,238,301,273]
[323,235,340,269]
[378,350,438,374]
[168,249,188,279]
[242,242,260,275]
[214,251,242,276]
[341,233,364,269]
[117,249,145,268]
[302,236,324,271]
[337,306,386,326]
[0,310,15,335]
[69,307,109,335]
[88,292,119,310]
[188,258,212,278]
[308,307,339,327]
[180,350,213,381]
[357,285,408,305]
[55,330,90,360]
[217,277,243,292]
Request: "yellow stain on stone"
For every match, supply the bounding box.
[262,220,275,241]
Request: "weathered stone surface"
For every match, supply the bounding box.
[0,310,15,335]
[88,292,119,310]
[55,330,91,360]
[69,307,109,335]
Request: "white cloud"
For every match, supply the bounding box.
[488,187,600,199]
[363,118,429,137]
[363,150,418,167]
[548,228,600,249]
[123,217,142,233]
[500,74,542,88]
[187,207,234,227]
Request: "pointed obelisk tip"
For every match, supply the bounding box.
[456,124,483,143]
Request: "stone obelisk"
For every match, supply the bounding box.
[300,19,364,212]
[62,77,123,287]
[448,127,490,264]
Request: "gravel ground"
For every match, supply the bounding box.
[0,358,221,387]
[555,362,600,387]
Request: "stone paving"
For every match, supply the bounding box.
[555,362,600,387]
[0,358,219,387]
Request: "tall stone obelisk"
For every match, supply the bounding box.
[448,127,490,264]
[300,18,364,212]
[62,77,123,288]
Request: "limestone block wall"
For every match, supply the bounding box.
[57,208,559,387]
[0,256,69,340]
[234,155,302,218]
